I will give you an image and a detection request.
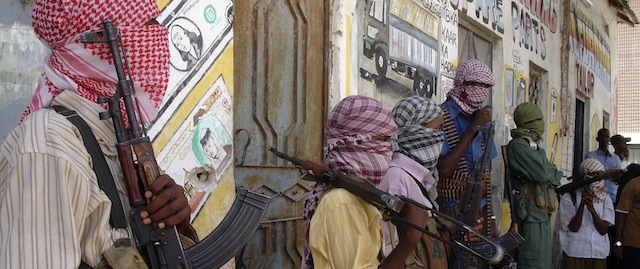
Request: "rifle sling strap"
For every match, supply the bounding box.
[392,165,451,231]
[52,105,128,229]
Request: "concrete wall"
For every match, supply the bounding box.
[0,0,46,143]
[325,0,620,233]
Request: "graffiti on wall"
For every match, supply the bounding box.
[510,0,559,60]
[440,0,459,79]
[360,0,441,103]
[503,65,529,143]
[575,60,595,98]
[589,112,601,151]
[450,0,505,34]
[569,2,611,91]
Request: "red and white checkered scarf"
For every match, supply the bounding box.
[301,95,398,269]
[25,0,169,126]
[447,59,494,115]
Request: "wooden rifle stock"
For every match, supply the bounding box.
[555,169,624,195]
[454,121,497,269]
[458,122,496,230]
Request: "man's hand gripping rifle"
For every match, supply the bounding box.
[455,122,524,268]
[269,148,506,265]
[80,20,270,269]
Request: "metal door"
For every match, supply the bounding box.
[233,0,327,268]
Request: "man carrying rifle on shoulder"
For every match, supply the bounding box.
[507,102,563,269]
[0,0,196,268]
[380,96,485,269]
[301,95,428,269]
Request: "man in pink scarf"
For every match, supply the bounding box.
[302,95,427,269]
[436,59,497,267]
[0,0,192,268]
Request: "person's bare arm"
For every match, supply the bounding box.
[437,106,492,177]
[568,197,585,232]
[379,203,427,269]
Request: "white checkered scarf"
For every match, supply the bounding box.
[301,95,398,269]
[580,158,608,203]
[25,0,169,127]
[392,96,444,170]
[447,59,494,115]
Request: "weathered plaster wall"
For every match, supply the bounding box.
[0,1,46,143]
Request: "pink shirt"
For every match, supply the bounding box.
[378,152,436,255]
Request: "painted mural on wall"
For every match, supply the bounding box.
[547,87,562,166]
[151,0,234,135]
[503,65,529,143]
[569,2,611,91]
[148,0,236,238]
[359,0,441,103]
[155,77,233,218]
[590,112,601,151]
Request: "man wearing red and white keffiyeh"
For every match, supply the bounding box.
[301,95,427,269]
[25,0,170,126]
[0,1,192,268]
[436,59,497,241]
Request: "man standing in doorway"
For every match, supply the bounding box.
[585,128,623,202]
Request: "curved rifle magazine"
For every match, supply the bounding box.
[186,188,270,269]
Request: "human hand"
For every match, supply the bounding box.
[140,174,192,232]
[464,217,484,243]
[582,190,595,212]
[470,106,492,131]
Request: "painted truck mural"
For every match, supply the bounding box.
[361,0,441,99]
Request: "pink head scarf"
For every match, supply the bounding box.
[26,0,170,126]
[447,59,494,115]
[301,95,398,269]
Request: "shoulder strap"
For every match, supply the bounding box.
[78,261,93,269]
[52,105,127,229]
[392,165,432,202]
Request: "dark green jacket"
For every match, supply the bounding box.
[507,137,563,222]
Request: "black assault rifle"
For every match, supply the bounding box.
[454,122,524,269]
[80,20,269,269]
[269,148,506,265]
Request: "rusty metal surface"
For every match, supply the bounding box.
[234,0,326,267]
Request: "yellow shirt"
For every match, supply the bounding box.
[309,188,383,269]
[0,91,131,268]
